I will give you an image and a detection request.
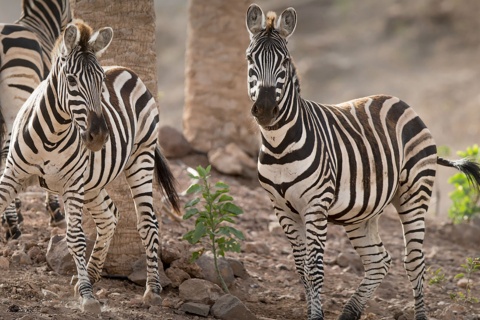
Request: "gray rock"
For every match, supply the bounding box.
[227,258,249,279]
[336,251,363,272]
[165,266,190,288]
[0,256,9,269]
[196,252,235,288]
[208,143,257,178]
[46,234,94,275]
[180,302,211,317]
[211,294,258,320]
[243,241,270,255]
[158,125,192,158]
[179,278,223,305]
[12,250,32,265]
[127,254,172,288]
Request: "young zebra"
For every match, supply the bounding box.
[245,4,480,320]
[0,0,72,239]
[0,20,180,313]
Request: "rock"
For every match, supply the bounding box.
[336,251,363,272]
[439,222,480,247]
[180,302,211,317]
[195,253,235,288]
[160,240,185,264]
[211,294,258,320]
[243,241,270,255]
[170,257,204,278]
[456,277,470,289]
[227,258,249,279]
[46,234,94,275]
[27,246,43,263]
[0,256,9,269]
[179,278,223,305]
[11,250,32,265]
[158,125,193,158]
[165,267,190,288]
[128,256,147,286]
[208,143,257,177]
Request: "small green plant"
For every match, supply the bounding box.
[450,257,480,304]
[427,257,480,305]
[448,144,480,224]
[182,165,245,293]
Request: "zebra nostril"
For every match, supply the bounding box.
[252,104,259,116]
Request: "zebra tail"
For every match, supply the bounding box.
[437,156,480,191]
[155,147,181,214]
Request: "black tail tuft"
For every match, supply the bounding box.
[154,147,180,214]
[437,156,480,191]
[0,106,6,165]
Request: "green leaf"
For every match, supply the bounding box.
[186,184,202,194]
[184,198,200,208]
[190,250,204,262]
[197,165,208,177]
[183,207,199,220]
[191,222,207,244]
[187,172,199,180]
[215,181,229,190]
[218,194,234,202]
[454,273,465,279]
[222,202,243,215]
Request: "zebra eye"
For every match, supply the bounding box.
[67,75,77,86]
[282,57,290,68]
[246,55,254,65]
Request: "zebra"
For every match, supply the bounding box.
[0,0,72,239]
[0,20,180,313]
[245,4,480,320]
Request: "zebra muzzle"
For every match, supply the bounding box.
[82,111,109,152]
[251,86,279,127]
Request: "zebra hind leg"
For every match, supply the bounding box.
[45,193,66,228]
[125,165,162,306]
[1,203,22,240]
[340,216,391,320]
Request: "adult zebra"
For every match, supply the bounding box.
[0,20,180,312]
[0,0,72,239]
[245,4,480,320]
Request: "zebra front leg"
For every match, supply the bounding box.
[126,168,162,305]
[340,217,391,320]
[303,210,328,320]
[64,191,100,314]
[84,189,118,284]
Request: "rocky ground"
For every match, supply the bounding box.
[0,152,480,320]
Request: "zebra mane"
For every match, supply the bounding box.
[266,11,277,32]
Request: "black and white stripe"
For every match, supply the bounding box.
[0,20,180,313]
[0,0,72,239]
[246,5,480,320]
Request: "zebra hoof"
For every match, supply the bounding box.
[143,287,162,306]
[6,228,21,241]
[82,298,101,314]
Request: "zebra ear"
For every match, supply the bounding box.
[60,24,80,56]
[90,27,113,57]
[246,4,265,39]
[276,7,297,40]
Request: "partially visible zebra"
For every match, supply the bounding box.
[245,4,480,320]
[0,20,180,312]
[0,0,72,239]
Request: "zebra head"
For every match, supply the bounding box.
[246,4,297,128]
[54,21,112,152]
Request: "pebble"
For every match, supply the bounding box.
[0,256,9,269]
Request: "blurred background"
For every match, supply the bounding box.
[0,0,478,218]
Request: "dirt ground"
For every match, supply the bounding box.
[0,152,479,320]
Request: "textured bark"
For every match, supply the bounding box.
[184,0,259,156]
[73,0,158,276]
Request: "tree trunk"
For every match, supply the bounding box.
[183,0,258,156]
[73,0,158,276]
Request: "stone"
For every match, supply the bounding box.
[243,241,270,255]
[158,125,193,158]
[180,302,211,317]
[195,253,235,288]
[211,294,258,320]
[208,143,257,177]
[11,250,32,265]
[46,234,94,275]
[178,278,223,305]
[336,251,363,272]
[160,240,185,264]
[170,257,204,278]
[165,267,190,288]
[227,258,249,279]
[0,257,9,270]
